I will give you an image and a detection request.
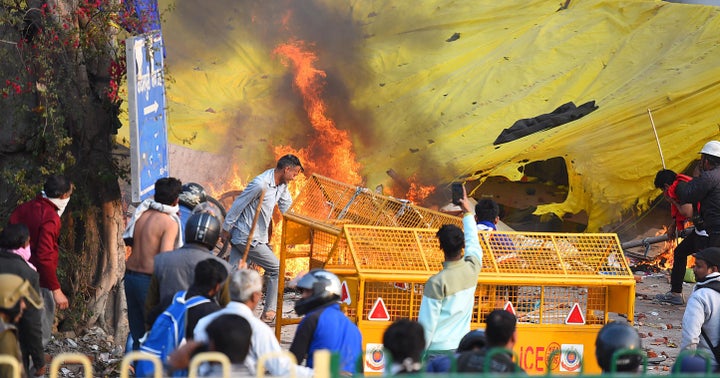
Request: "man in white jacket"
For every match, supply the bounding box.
[681,247,720,371]
[194,269,312,377]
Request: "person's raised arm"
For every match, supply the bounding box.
[459,185,483,264]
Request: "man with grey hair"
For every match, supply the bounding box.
[194,269,312,377]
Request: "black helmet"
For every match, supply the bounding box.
[192,201,225,225]
[294,269,342,315]
[595,321,642,372]
[179,182,207,209]
[185,212,220,250]
[458,329,486,352]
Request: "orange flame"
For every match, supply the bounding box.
[406,174,435,204]
[273,39,363,186]
[206,165,247,199]
[646,227,694,270]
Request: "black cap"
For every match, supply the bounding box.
[694,247,720,268]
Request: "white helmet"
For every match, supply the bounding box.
[700,141,720,158]
[294,269,342,315]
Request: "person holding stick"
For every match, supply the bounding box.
[222,154,304,323]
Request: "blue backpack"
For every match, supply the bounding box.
[135,291,210,377]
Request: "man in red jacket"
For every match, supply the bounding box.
[9,174,73,345]
[653,169,708,305]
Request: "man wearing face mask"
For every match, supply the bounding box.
[9,174,73,346]
[0,224,46,376]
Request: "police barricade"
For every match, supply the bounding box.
[276,174,635,375]
[276,174,462,338]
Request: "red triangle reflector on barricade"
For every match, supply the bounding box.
[504,301,516,315]
[340,281,351,305]
[565,303,586,325]
[368,297,390,321]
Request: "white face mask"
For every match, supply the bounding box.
[48,197,71,216]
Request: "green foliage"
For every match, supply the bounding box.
[0,0,135,331]
[0,0,126,189]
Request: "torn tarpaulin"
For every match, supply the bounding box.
[493,101,598,145]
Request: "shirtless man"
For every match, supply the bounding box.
[123,177,182,351]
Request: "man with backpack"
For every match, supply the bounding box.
[681,247,720,371]
[135,259,227,377]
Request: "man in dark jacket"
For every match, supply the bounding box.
[0,225,46,376]
[456,310,526,374]
[183,259,227,339]
[676,141,720,248]
[0,274,44,378]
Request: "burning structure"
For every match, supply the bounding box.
[151,0,720,233]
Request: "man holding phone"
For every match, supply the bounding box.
[419,183,484,354]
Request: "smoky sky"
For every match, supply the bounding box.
[168,0,378,178]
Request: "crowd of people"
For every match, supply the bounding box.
[2,140,720,376]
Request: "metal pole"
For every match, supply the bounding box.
[647,108,666,169]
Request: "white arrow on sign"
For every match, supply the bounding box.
[143,101,159,115]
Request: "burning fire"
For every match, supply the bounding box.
[204,33,443,278]
[643,226,694,271]
[273,39,363,186]
[406,173,435,204]
[272,37,438,204]
[205,165,247,199]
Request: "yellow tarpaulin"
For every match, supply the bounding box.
[141,0,720,231]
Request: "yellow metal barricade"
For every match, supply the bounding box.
[49,353,93,378]
[0,355,21,378]
[121,351,162,378]
[188,352,231,378]
[256,351,298,378]
[276,174,461,333]
[276,174,634,375]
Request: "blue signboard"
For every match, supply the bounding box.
[126,32,168,202]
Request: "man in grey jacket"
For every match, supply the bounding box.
[222,154,303,322]
[680,247,720,371]
[144,212,232,328]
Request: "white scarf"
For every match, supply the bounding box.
[42,191,70,216]
[123,199,183,249]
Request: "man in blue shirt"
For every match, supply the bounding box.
[290,269,362,374]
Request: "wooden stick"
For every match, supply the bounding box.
[241,189,266,268]
[647,108,666,169]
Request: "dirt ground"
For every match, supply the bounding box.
[624,271,687,374]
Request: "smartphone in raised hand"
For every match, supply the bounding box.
[451,182,463,205]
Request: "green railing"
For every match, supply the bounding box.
[0,348,715,377]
